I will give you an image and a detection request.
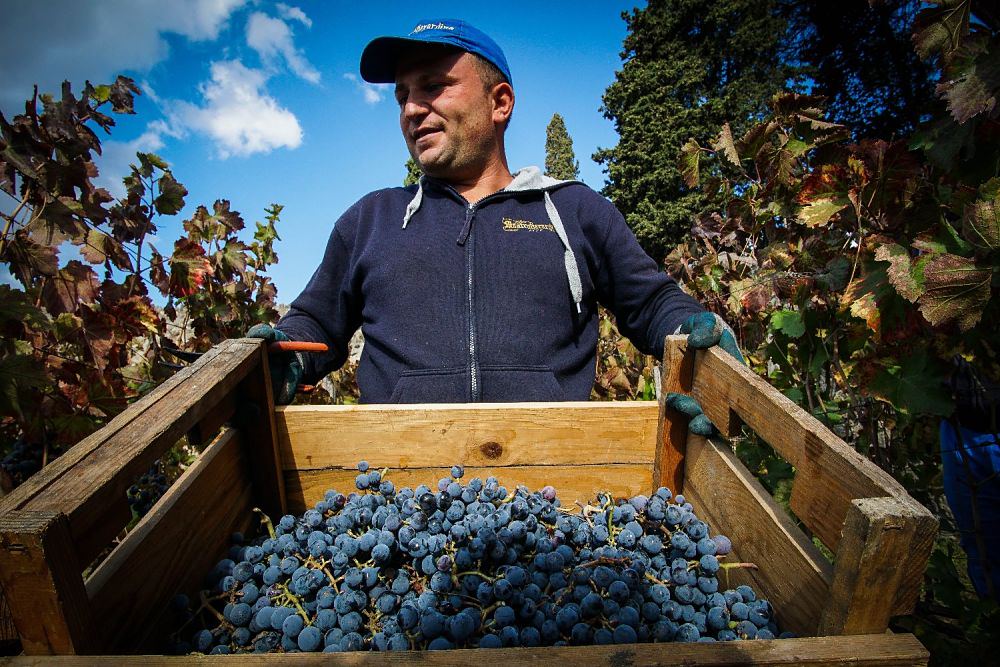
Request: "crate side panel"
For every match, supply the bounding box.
[0,633,930,665]
[275,403,658,471]
[690,347,912,551]
[23,340,261,566]
[285,464,653,515]
[85,428,255,653]
[682,435,833,637]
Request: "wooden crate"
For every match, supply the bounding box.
[0,336,936,665]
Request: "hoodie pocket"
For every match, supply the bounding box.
[389,367,468,403]
[480,365,566,402]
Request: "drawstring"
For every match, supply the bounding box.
[402,176,424,228]
[544,191,584,314]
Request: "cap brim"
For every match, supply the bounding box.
[361,36,459,83]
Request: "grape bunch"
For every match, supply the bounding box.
[127,462,170,518]
[169,463,789,654]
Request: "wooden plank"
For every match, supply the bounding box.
[285,464,654,515]
[234,352,286,520]
[819,497,938,635]
[682,434,834,637]
[275,402,658,470]
[0,633,930,665]
[85,428,255,653]
[689,346,919,551]
[0,511,94,655]
[2,339,264,567]
[654,335,695,496]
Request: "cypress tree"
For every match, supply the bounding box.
[594,0,792,261]
[403,157,421,186]
[544,113,580,180]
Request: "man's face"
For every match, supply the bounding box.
[394,49,502,182]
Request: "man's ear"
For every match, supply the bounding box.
[491,82,514,126]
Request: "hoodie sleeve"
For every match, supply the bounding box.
[592,200,705,359]
[275,211,362,383]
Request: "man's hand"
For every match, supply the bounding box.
[667,312,746,437]
[246,324,303,405]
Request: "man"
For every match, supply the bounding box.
[250,19,737,427]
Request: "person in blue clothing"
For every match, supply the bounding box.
[249,19,739,416]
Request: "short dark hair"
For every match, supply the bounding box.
[470,53,513,130]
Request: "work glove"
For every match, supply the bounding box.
[665,312,745,437]
[246,324,303,405]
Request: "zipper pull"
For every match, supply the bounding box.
[456,205,475,246]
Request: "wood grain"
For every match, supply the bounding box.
[682,434,834,637]
[285,464,654,515]
[688,346,917,552]
[275,402,659,471]
[234,352,286,520]
[654,335,695,495]
[1,339,262,567]
[819,497,939,635]
[0,633,929,665]
[85,428,255,653]
[0,511,93,655]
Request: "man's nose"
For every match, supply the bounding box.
[401,96,429,123]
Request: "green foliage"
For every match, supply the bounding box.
[403,157,422,187]
[594,0,793,261]
[0,78,281,483]
[544,113,580,181]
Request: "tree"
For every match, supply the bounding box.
[544,113,580,180]
[404,157,421,186]
[594,0,793,262]
[779,0,937,140]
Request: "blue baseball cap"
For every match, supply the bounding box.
[360,19,511,86]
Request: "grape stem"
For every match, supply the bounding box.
[276,582,311,623]
[253,507,275,540]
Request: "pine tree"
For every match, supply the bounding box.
[403,157,421,186]
[544,113,580,180]
[594,0,792,262]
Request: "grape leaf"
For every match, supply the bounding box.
[680,138,701,188]
[42,260,100,313]
[770,309,805,338]
[712,123,740,166]
[0,353,50,419]
[867,351,954,417]
[938,47,1000,124]
[913,0,971,61]
[874,243,922,302]
[962,197,1000,251]
[168,238,214,298]
[797,197,847,227]
[916,253,992,331]
[154,170,187,215]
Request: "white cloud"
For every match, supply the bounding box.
[0,0,248,115]
[246,11,320,84]
[168,60,302,159]
[276,3,312,28]
[344,73,390,105]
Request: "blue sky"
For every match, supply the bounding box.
[1,1,644,302]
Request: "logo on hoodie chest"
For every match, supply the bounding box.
[502,217,555,233]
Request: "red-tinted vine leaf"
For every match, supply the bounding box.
[938,47,1000,123]
[148,246,170,296]
[917,253,992,331]
[78,227,133,271]
[154,170,187,215]
[874,243,923,302]
[913,0,971,61]
[962,196,1000,251]
[680,138,701,188]
[2,229,59,285]
[108,76,140,114]
[867,350,954,417]
[168,238,214,297]
[797,197,847,227]
[713,123,740,166]
[42,260,100,313]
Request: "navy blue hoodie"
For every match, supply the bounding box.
[277,167,704,403]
